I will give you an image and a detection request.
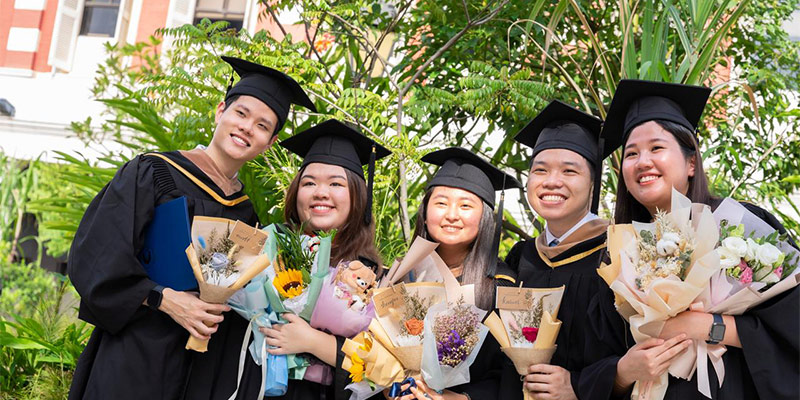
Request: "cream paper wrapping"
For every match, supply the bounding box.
[597,189,721,400]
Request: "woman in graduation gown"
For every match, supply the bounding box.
[495,100,618,400]
[259,119,391,400]
[579,80,799,399]
[388,147,522,400]
[68,57,316,400]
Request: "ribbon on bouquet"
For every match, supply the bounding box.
[388,377,417,398]
[666,302,727,399]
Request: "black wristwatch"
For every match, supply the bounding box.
[706,313,725,345]
[148,285,165,311]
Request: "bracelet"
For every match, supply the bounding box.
[461,392,471,400]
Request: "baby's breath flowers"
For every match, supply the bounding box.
[433,298,481,367]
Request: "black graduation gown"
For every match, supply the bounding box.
[497,226,609,400]
[578,203,800,400]
[68,151,264,400]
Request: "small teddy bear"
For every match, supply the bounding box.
[333,260,377,311]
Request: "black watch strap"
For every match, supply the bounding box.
[148,285,165,311]
[706,313,725,345]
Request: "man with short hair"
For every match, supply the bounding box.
[68,56,315,400]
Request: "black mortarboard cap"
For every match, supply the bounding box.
[604,79,711,144]
[421,147,522,279]
[280,119,391,225]
[222,56,317,134]
[514,100,610,164]
[421,147,522,209]
[515,100,610,213]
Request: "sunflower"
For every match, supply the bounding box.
[347,353,365,383]
[273,269,305,298]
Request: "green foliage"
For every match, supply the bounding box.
[0,260,63,319]
[0,279,90,399]
[32,0,800,264]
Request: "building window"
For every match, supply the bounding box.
[194,0,246,31]
[79,0,121,37]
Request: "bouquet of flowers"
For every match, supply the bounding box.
[185,217,271,352]
[341,327,406,400]
[263,224,333,321]
[420,296,488,391]
[485,286,564,400]
[264,224,330,317]
[340,237,464,399]
[309,258,379,339]
[666,197,800,398]
[257,223,335,384]
[597,188,721,399]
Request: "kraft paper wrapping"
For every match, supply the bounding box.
[488,311,561,400]
[369,310,424,372]
[341,332,406,387]
[185,245,270,352]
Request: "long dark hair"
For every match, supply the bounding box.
[614,120,717,223]
[413,188,496,310]
[284,165,381,265]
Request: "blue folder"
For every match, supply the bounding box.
[137,196,198,290]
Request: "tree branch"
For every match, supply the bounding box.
[400,0,510,98]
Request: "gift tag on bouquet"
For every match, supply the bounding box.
[228,220,268,255]
[373,283,408,317]
[496,285,565,315]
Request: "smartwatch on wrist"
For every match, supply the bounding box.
[148,285,165,311]
[706,313,725,345]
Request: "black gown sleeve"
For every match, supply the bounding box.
[735,286,799,399]
[574,285,631,400]
[333,334,352,400]
[68,155,159,335]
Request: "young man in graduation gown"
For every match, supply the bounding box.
[578,80,799,400]
[67,56,315,400]
[497,100,619,400]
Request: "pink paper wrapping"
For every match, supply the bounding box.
[310,267,376,338]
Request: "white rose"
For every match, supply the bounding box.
[722,236,748,258]
[657,238,679,256]
[756,243,782,267]
[745,238,760,261]
[717,246,742,269]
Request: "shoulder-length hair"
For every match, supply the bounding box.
[614,119,717,223]
[284,165,381,266]
[413,187,496,310]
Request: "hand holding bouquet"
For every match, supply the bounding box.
[420,296,488,392]
[185,217,271,352]
[597,188,721,399]
[666,197,800,398]
[486,286,564,400]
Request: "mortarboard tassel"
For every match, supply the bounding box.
[591,137,605,214]
[364,143,377,225]
[487,174,507,277]
[225,73,235,94]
